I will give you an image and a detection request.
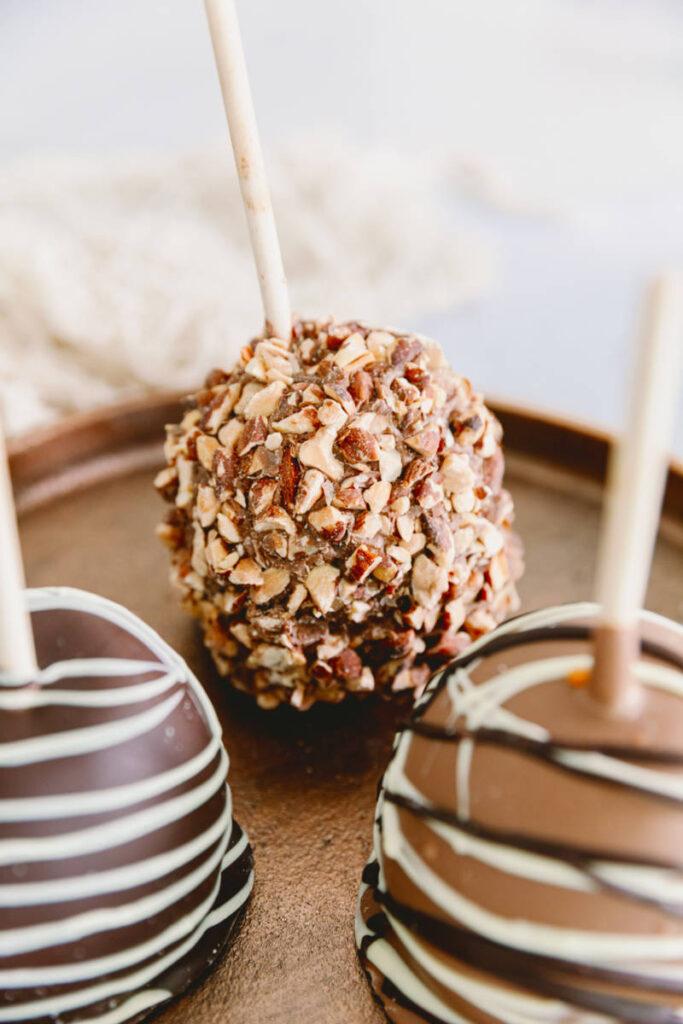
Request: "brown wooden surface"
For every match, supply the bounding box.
[9,396,683,1024]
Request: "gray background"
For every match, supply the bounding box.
[2,0,682,452]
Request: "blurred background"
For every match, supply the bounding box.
[1,0,682,452]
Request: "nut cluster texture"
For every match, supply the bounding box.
[156,318,522,709]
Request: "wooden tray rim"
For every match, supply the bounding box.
[8,392,683,522]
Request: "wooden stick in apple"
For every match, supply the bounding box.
[0,416,37,678]
[204,0,291,342]
[592,273,683,715]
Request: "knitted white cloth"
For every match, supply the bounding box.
[0,141,493,435]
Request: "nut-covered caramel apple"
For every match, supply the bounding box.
[156,318,522,710]
[356,602,683,1024]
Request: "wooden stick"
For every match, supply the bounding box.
[0,419,37,678]
[204,0,292,342]
[592,274,683,715]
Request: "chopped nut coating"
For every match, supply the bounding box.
[156,317,522,709]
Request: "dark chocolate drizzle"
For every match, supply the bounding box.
[383,789,683,918]
[362,872,683,1024]
[405,721,683,765]
[404,725,683,812]
[373,883,683,1018]
[378,975,453,1024]
[414,620,683,722]
[404,621,683,812]
[383,788,682,872]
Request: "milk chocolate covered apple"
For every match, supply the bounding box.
[357,601,683,1024]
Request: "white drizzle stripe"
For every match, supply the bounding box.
[384,725,682,908]
[392,760,683,919]
[0,865,254,1022]
[363,602,683,1024]
[452,651,683,802]
[382,734,418,863]
[602,958,683,983]
[0,671,178,710]
[392,798,683,909]
[389,765,683,962]
[25,658,166,684]
[449,654,683,802]
[388,913,615,1024]
[455,738,473,821]
[459,656,683,737]
[0,690,184,767]
[422,602,603,699]
[423,602,683,703]
[592,863,683,903]
[428,818,595,894]
[0,752,227,867]
[0,734,221,823]
[0,820,230,958]
[359,909,622,1024]
[553,749,683,801]
[0,659,165,690]
[222,829,249,870]
[208,866,254,925]
[0,803,230,911]
[634,659,683,695]
[486,705,551,741]
[76,991,171,1024]
[0,869,221,1018]
[23,587,225,739]
[458,654,587,731]
[364,923,469,1024]
[0,822,247,990]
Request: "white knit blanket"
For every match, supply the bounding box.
[0,141,494,435]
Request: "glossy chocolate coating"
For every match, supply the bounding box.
[357,601,683,1024]
[0,588,252,1024]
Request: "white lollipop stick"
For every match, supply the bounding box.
[592,274,683,714]
[204,0,292,342]
[0,419,37,678]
